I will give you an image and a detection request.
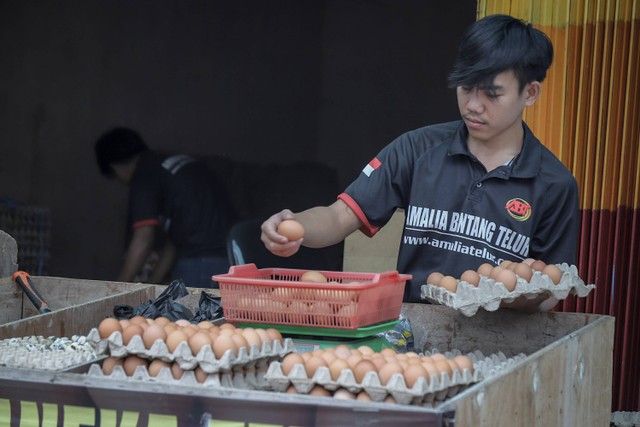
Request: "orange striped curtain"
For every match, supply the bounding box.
[478,0,640,412]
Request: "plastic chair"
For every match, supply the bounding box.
[226,218,343,271]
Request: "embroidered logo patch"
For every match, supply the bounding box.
[505,198,532,221]
[363,157,382,177]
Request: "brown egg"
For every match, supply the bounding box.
[121,324,144,345]
[265,328,283,343]
[189,331,213,355]
[194,367,209,383]
[308,385,331,397]
[380,348,397,359]
[170,362,184,380]
[523,258,536,266]
[421,361,439,379]
[530,260,547,271]
[231,333,249,351]
[241,328,263,349]
[255,329,271,346]
[304,356,328,378]
[430,352,447,362]
[403,363,428,388]
[163,323,178,335]
[98,318,122,340]
[129,316,148,326]
[477,263,494,277]
[328,357,350,381]
[285,385,298,394]
[333,388,356,400]
[514,262,533,282]
[119,319,131,329]
[219,322,236,331]
[433,359,453,378]
[496,268,518,292]
[346,353,363,369]
[377,362,404,386]
[166,329,189,353]
[212,334,238,359]
[438,275,458,293]
[102,356,124,375]
[490,266,505,280]
[460,269,480,286]
[384,395,397,404]
[123,355,148,376]
[426,271,444,286]
[356,391,372,401]
[446,359,460,374]
[334,344,353,360]
[148,359,171,377]
[196,320,214,330]
[542,264,563,285]
[175,319,191,327]
[320,351,337,365]
[142,324,167,349]
[453,355,474,374]
[352,359,377,383]
[154,317,171,327]
[500,260,513,269]
[281,353,306,375]
[277,219,305,241]
[300,270,327,283]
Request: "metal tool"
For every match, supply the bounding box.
[13,271,51,314]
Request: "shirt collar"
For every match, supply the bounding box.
[448,120,541,178]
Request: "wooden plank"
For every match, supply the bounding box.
[0,285,156,339]
[446,315,614,426]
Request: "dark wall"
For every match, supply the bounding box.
[0,1,476,280]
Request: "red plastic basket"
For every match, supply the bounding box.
[212,263,412,330]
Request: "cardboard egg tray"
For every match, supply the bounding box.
[0,335,99,371]
[85,362,273,390]
[264,350,524,406]
[420,263,596,316]
[86,327,294,374]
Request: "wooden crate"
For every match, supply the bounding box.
[0,287,614,426]
[0,276,157,339]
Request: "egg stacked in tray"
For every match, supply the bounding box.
[86,316,294,389]
[421,260,596,316]
[264,344,525,406]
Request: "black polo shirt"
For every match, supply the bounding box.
[128,152,235,259]
[340,120,579,302]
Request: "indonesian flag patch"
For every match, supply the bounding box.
[363,157,382,177]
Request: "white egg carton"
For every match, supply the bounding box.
[86,327,294,374]
[420,263,596,316]
[0,335,99,371]
[263,349,513,406]
[85,362,272,390]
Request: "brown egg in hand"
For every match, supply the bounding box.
[277,219,305,241]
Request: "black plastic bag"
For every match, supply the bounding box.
[191,291,224,323]
[113,279,193,321]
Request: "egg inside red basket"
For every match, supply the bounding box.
[277,219,305,241]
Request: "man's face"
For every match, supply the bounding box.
[456,70,538,144]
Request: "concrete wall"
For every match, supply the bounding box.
[0,0,476,280]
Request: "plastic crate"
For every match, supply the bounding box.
[212,263,411,330]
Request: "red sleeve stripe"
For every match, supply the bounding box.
[132,219,160,229]
[337,193,380,238]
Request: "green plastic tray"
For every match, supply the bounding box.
[236,319,399,338]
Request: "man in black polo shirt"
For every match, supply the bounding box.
[95,127,236,288]
[260,15,579,311]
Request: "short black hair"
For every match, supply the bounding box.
[448,14,553,92]
[95,127,148,177]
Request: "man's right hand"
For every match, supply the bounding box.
[260,209,304,257]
